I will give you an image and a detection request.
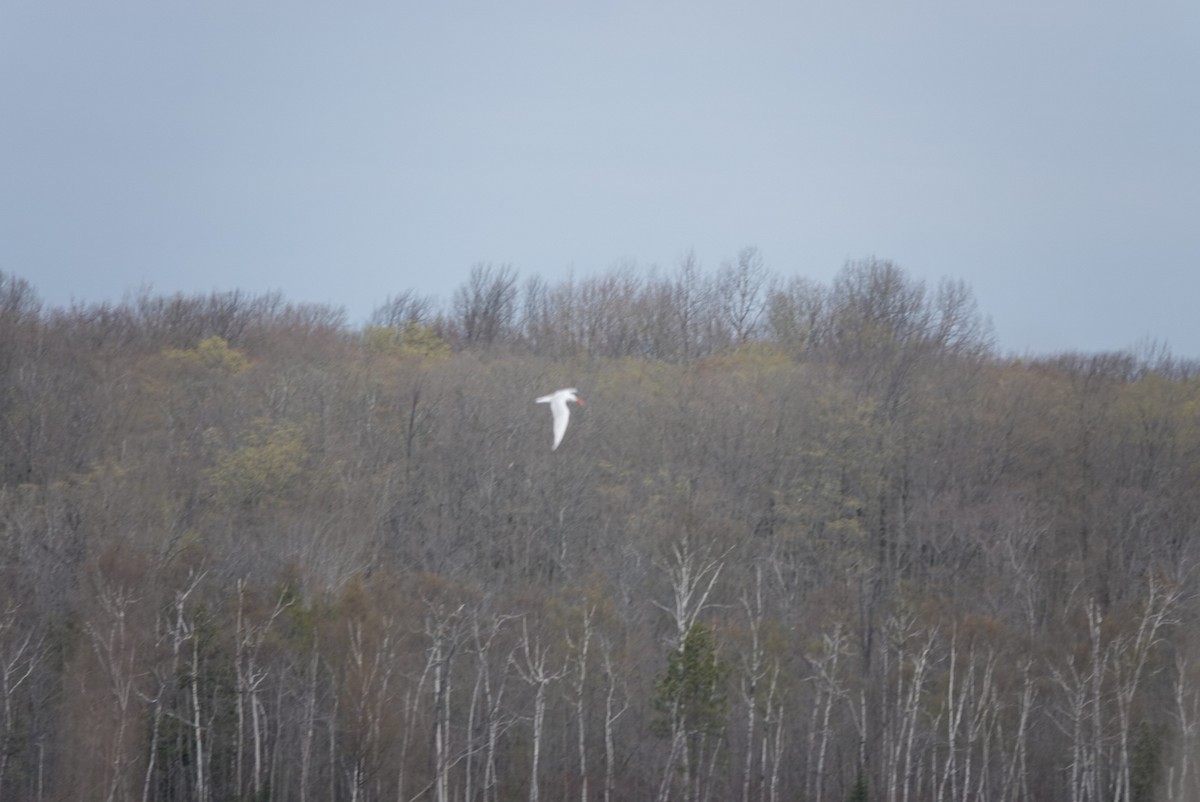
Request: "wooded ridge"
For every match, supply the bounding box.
[1,257,1198,801]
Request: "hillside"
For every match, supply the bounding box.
[1,260,1198,801]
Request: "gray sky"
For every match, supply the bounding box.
[3,1,1198,356]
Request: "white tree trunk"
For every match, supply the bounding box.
[601,642,627,802]
[513,618,566,802]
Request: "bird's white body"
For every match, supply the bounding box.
[535,388,584,450]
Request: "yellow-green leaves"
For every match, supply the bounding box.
[208,420,307,509]
[363,323,451,360]
[163,336,250,376]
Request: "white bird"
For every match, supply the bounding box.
[535,388,584,450]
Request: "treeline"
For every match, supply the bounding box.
[1,257,1198,802]
[372,249,989,364]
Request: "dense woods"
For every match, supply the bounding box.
[2,255,1199,802]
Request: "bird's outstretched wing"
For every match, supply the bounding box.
[536,388,580,450]
[550,400,570,450]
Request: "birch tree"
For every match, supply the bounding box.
[0,605,42,800]
[424,600,467,802]
[806,622,851,802]
[737,566,781,802]
[1109,576,1180,802]
[233,579,292,801]
[466,611,516,802]
[652,537,727,649]
[1168,655,1200,801]
[1052,600,1107,802]
[84,582,145,802]
[879,615,937,802]
[512,616,567,802]
[566,604,596,802]
[599,636,629,802]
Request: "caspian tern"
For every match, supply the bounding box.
[535,388,584,450]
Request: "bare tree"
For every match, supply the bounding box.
[299,648,322,802]
[1109,576,1181,802]
[0,604,43,799]
[738,566,781,802]
[716,246,769,346]
[935,628,1000,802]
[1052,599,1108,802]
[653,536,728,649]
[84,582,144,802]
[567,604,597,802]
[339,615,398,802]
[599,636,629,802]
[424,599,467,802]
[672,250,714,361]
[452,263,519,346]
[766,275,824,354]
[1169,655,1200,801]
[878,615,937,802]
[512,616,568,802]
[806,623,851,802]
[233,580,293,801]
[465,611,517,802]
[369,289,434,330]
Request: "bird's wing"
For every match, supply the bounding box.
[550,397,571,450]
[537,388,577,403]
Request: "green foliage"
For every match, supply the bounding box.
[698,342,794,376]
[846,770,868,802]
[1130,721,1162,802]
[207,419,307,508]
[163,335,249,375]
[653,622,730,740]
[363,322,451,359]
[272,569,321,649]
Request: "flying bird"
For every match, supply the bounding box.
[535,388,584,450]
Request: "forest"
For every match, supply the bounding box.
[1,253,1199,802]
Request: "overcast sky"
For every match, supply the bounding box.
[3,1,1197,356]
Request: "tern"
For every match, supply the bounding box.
[535,388,584,450]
